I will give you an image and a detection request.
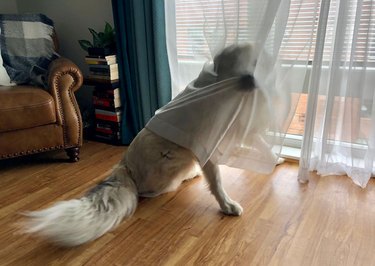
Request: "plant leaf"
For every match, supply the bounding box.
[97,32,105,47]
[78,40,92,51]
[89,28,100,47]
[104,22,113,34]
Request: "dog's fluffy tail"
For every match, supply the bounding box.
[22,165,138,246]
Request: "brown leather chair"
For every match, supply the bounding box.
[0,57,83,162]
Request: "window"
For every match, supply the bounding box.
[176,0,375,63]
[176,0,250,61]
[174,0,375,158]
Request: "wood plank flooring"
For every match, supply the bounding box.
[0,141,374,265]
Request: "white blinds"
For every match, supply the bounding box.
[280,0,321,61]
[175,0,250,61]
[354,0,375,63]
[175,0,375,63]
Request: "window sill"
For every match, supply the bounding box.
[280,146,301,161]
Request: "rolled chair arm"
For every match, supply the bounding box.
[48,57,83,93]
[47,57,83,147]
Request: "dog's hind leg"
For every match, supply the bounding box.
[203,160,243,216]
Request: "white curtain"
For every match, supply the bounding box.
[164,0,316,173]
[298,0,375,188]
[164,0,375,186]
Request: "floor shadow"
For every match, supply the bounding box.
[0,151,72,171]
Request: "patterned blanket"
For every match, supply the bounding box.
[0,14,59,87]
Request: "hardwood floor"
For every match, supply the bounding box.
[0,141,374,266]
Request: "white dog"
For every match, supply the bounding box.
[23,44,283,246]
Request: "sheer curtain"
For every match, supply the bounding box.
[164,0,316,173]
[298,0,375,188]
[165,0,375,187]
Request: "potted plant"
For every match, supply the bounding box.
[78,22,116,56]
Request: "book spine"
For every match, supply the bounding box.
[93,89,120,99]
[93,97,120,108]
[88,74,119,81]
[95,113,121,122]
[88,77,119,83]
[92,81,120,89]
[85,60,114,65]
[90,69,111,75]
[85,59,117,64]
[89,64,118,72]
[89,68,118,76]
[94,106,122,113]
[96,120,121,130]
[85,55,117,60]
[96,127,115,135]
[95,109,122,122]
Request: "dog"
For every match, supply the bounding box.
[23,43,283,246]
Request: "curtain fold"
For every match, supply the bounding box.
[112,0,171,144]
[299,0,375,188]
[298,0,332,183]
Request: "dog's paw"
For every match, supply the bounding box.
[276,157,285,165]
[221,201,243,216]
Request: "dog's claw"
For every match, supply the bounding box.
[221,201,243,216]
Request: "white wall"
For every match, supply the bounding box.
[0,1,18,13]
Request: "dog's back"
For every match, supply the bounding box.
[123,128,201,197]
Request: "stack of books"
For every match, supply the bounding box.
[85,54,119,82]
[85,54,122,143]
[93,81,122,143]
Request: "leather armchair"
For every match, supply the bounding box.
[0,57,83,161]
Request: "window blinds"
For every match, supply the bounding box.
[175,0,250,60]
[175,0,375,63]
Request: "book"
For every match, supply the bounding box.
[93,96,121,109]
[88,71,119,81]
[96,120,121,135]
[85,55,117,65]
[95,109,122,122]
[86,54,117,60]
[89,65,118,76]
[90,69,118,76]
[94,106,122,113]
[86,77,119,84]
[93,78,118,85]
[95,127,118,135]
[93,88,120,99]
[89,64,118,73]
[96,119,121,130]
[94,80,120,89]
[86,54,116,61]
[84,77,119,88]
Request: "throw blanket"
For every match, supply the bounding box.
[0,14,58,87]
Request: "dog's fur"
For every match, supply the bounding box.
[23,44,280,246]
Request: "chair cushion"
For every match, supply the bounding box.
[0,86,56,132]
